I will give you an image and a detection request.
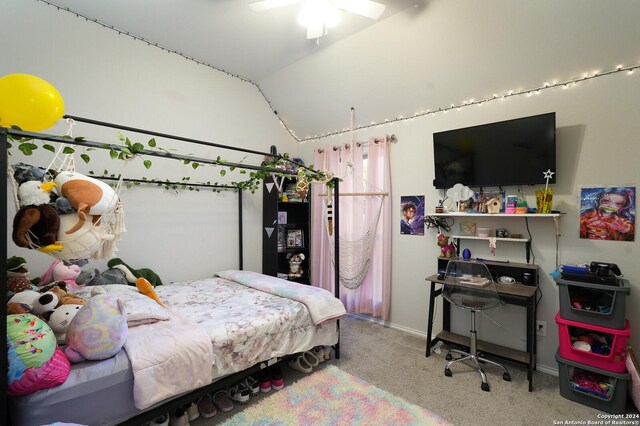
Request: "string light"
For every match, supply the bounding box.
[35,0,640,145]
[298,62,639,143]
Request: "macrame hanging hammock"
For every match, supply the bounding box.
[8,119,126,262]
[323,194,384,290]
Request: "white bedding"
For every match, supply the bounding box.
[76,284,213,410]
[63,273,343,414]
[155,275,343,377]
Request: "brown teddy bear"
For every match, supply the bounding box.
[437,234,456,258]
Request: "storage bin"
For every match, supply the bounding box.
[556,350,631,414]
[556,278,630,329]
[556,312,630,373]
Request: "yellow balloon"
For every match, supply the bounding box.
[0,73,65,132]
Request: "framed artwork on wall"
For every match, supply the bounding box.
[579,185,635,241]
[278,211,287,224]
[287,228,304,248]
[400,195,425,236]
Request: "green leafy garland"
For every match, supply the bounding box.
[5,128,335,193]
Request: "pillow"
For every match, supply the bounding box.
[65,293,127,363]
[7,314,70,395]
[76,284,170,327]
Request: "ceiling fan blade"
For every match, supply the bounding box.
[334,0,386,19]
[249,0,302,12]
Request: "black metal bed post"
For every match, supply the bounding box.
[238,189,243,270]
[333,177,340,359]
[1,130,9,426]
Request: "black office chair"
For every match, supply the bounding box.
[442,259,511,391]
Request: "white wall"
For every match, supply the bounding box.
[294,24,640,371]
[4,0,639,375]
[3,0,298,282]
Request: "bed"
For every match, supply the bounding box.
[2,117,346,426]
[8,270,345,425]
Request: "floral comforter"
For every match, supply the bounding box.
[155,275,343,377]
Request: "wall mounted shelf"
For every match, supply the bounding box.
[427,212,563,263]
[428,212,563,236]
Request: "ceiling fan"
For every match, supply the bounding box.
[249,0,386,39]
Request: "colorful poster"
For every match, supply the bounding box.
[400,195,425,235]
[579,186,635,241]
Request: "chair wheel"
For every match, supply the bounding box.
[481,382,490,392]
[503,372,511,382]
[444,368,452,377]
[445,353,452,361]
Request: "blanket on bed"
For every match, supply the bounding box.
[215,270,346,325]
[125,308,213,410]
[75,285,213,410]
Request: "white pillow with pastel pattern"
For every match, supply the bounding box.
[75,284,170,327]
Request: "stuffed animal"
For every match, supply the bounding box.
[31,291,60,316]
[7,256,38,295]
[77,267,128,287]
[47,285,85,306]
[54,171,120,235]
[12,180,63,253]
[136,277,165,307]
[286,253,305,278]
[46,304,84,344]
[13,162,47,186]
[7,314,71,396]
[39,259,83,293]
[31,285,85,317]
[107,258,163,287]
[55,212,104,262]
[7,290,41,313]
[7,302,32,315]
[437,234,456,258]
[64,293,127,363]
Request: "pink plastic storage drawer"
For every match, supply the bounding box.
[555,312,630,373]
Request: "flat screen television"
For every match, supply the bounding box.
[432,112,556,189]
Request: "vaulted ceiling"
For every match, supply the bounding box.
[38,1,640,141]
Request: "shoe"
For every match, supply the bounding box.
[303,351,320,367]
[228,382,251,404]
[269,365,285,390]
[197,394,217,419]
[150,413,169,426]
[323,346,332,361]
[257,371,272,393]
[169,407,189,426]
[288,354,313,373]
[312,346,327,363]
[186,402,199,421]
[212,390,234,413]
[242,376,260,396]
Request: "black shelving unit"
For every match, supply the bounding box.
[262,176,311,284]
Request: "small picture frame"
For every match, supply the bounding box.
[277,211,288,224]
[286,228,304,248]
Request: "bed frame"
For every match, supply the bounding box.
[1,117,342,426]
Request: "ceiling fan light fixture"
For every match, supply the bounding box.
[297,0,341,32]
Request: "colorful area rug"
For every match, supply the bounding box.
[222,365,450,425]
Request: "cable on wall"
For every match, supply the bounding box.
[34,0,639,145]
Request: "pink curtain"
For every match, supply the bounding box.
[311,136,392,320]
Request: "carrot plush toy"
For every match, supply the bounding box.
[135,277,165,307]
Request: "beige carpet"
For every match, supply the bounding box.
[192,315,637,426]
